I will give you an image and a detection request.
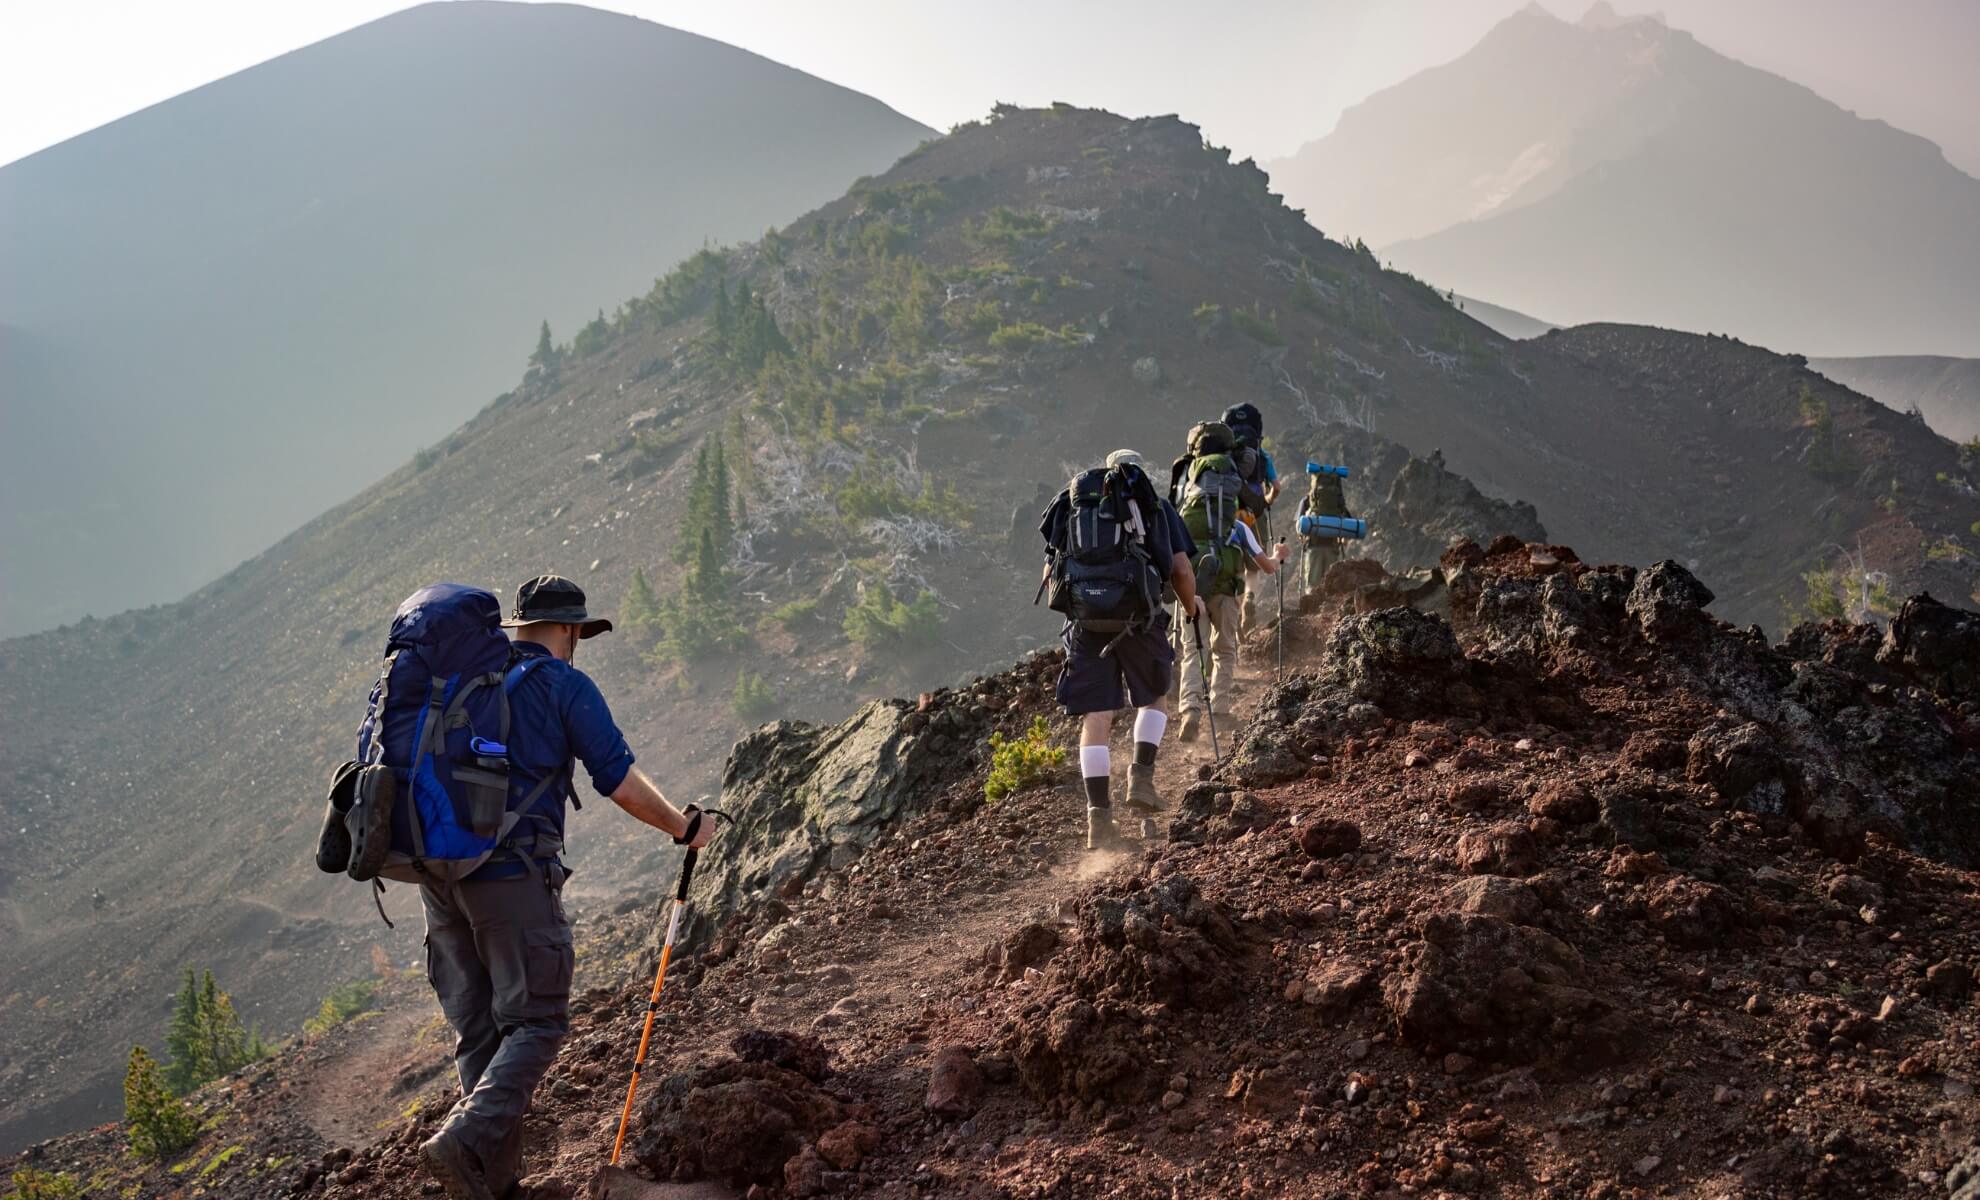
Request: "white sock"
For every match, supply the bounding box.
[1080,745,1111,778]
[1132,708,1168,746]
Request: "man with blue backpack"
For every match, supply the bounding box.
[317,575,717,1200]
[1039,450,1203,850]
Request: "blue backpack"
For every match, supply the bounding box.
[332,583,566,894]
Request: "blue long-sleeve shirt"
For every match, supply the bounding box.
[469,640,635,880]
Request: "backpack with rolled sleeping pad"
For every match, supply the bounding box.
[317,583,572,921]
[1299,462,1354,541]
[1045,463,1166,653]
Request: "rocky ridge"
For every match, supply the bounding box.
[11,540,1977,1199]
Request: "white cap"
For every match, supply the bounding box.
[1105,448,1143,469]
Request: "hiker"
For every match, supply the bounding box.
[1221,404,1281,632]
[1298,461,1356,597]
[1172,423,1289,740]
[416,575,719,1200]
[1040,449,1203,850]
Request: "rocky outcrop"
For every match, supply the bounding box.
[1236,538,1980,868]
[1279,428,1547,576]
[687,669,1023,944]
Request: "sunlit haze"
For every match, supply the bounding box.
[5,0,1978,174]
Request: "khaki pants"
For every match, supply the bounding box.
[1302,539,1343,595]
[1179,593,1241,715]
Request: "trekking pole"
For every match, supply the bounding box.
[609,808,731,1166]
[1275,539,1286,682]
[1189,613,1222,765]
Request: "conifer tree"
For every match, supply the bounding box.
[527,320,557,375]
[124,1046,199,1160]
[163,968,260,1094]
[674,443,713,564]
[621,568,661,645]
[197,971,250,1080]
[708,440,733,554]
[689,528,728,604]
[163,968,205,1094]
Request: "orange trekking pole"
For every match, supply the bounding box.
[608,808,729,1166]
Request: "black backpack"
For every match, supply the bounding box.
[1222,404,1263,449]
[1046,464,1165,648]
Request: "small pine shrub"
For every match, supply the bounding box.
[988,322,1079,352]
[1232,303,1284,346]
[302,980,378,1038]
[8,1168,82,1199]
[984,717,1067,802]
[732,671,776,720]
[842,580,943,649]
[124,1046,200,1160]
[766,597,820,631]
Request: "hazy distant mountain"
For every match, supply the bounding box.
[1812,356,1980,444]
[0,0,930,637]
[1268,2,1980,360]
[1456,295,1556,340]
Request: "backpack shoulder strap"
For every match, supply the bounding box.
[501,656,581,813]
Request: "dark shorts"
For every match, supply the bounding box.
[1056,613,1175,714]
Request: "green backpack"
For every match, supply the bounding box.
[1178,453,1247,597]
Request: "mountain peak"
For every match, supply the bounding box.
[1578,1,1622,28]
[1578,1,1665,30]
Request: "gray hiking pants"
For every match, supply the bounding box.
[421,869,574,1168]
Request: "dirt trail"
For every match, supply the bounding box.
[286,986,451,1149]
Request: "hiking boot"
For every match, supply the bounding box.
[1177,712,1202,743]
[1124,762,1166,814]
[484,1123,522,1200]
[1087,807,1128,852]
[420,1128,495,1200]
[345,765,396,883]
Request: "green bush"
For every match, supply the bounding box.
[965,207,1054,251]
[302,980,378,1038]
[988,321,1079,352]
[766,597,821,631]
[571,308,612,357]
[640,247,731,325]
[984,717,1066,802]
[1232,304,1284,346]
[732,671,776,721]
[125,1046,200,1160]
[842,580,943,649]
[7,1168,81,1199]
[1925,536,1970,562]
[832,464,969,526]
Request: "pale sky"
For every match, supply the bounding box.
[5,0,1978,175]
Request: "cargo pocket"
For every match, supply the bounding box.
[423,934,436,988]
[523,925,574,1017]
